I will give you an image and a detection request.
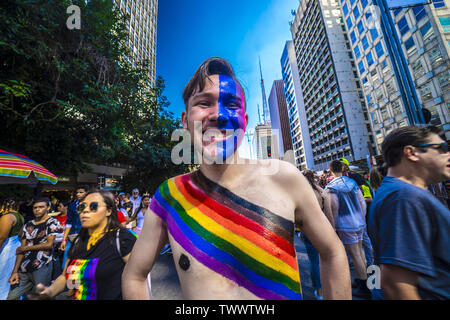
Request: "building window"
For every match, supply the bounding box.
[398,17,410,36]
[370,28,379,41]
[350,30,357,44]
[419,84,433,102]
[353,5,360,21]
[357,20,364,35]
[420,21,435,43]
[404,37,417,56]
[375,42,384,58]
[429,47,444,68]
[386,78,397,95]
[346,16,353,29]
[361,0,368,8]
[361,35,369,50]
[375,86,384,101]
[412,58,426,79]
[394,8,403,16]
[391,99,403,116]
[343,3,349,17]
[412,5,427,23]
[354,44,361,59]
[438,17,450,33]
[433,0,446,9]
[358,60,365,74]
[438,70,450,89]
[367,52,374,66]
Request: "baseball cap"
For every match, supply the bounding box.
[339,158,349,166]
[118,192,125,195]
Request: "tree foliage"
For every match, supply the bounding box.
[0,0,188,189]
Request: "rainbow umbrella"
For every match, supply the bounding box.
[0,149,58,185]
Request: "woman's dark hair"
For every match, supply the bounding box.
[76,185,89,192]
[302,170,319,192]
[0,198,18,215]
[381,125,444,167]
[68,189,123,258]
[369,168,384,192]
[182,57,246,109]
[58,200,70,208]
[131,195,150,220]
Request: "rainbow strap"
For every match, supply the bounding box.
[150,171,302,300]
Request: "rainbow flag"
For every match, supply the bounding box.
[66,258,99,300]
[150,171,302,300]
[0,149,57,184]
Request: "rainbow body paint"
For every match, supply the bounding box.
[150,171,302,300]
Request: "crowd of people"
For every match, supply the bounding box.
[0,187,153,300]
[0,57,449,301]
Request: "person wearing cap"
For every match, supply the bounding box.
[339,158,374,268]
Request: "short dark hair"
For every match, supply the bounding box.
[34,197,50,207]
[182,57,246,109]
[58,200,70,208]
[381,125,444,167]
[76,185,89,192]
[329,160,343,173]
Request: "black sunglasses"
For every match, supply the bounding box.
[414,142,448,153]
[77,201,106,213]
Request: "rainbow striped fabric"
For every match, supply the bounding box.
[150,171,302,300]
[0,149,57,184]
[66,258,99,300]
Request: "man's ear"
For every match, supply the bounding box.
[403,145,420,163]
[181,110,188,130]
[244,114,248,129]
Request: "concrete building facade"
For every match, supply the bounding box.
[268,80,294,158]
[339,0,450,149]
[290,0,373,171]
[115,0,158,83]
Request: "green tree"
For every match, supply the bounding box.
[0,0,186,187]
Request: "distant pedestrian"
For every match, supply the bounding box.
[369,125,450,300]
[326,160,371,299]
[130,188,142,216]
[130,195,150,236]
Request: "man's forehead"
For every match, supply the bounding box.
[191,74,243,97]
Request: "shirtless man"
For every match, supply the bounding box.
[122,57,351,300]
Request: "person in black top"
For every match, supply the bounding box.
[35,190,137,300]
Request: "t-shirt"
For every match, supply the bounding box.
[66,201,82,235]
[21,217,62,273]
[65,228,137,300]
[368,176,450,300]
[117,210,126,224]
[135,209,145,229]
[325,176,366,232]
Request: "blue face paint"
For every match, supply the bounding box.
[217,75,246,161]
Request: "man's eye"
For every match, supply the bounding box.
[197,101,210,106]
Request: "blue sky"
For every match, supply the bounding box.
[156,0,300,157]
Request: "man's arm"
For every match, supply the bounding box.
[381,263,421,300]
[283,165,351,299]
[16,235,56,254]
[326,191,339,229]
[122,208,169,299]
[8,238,27,284]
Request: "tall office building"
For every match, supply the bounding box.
[290,0,373,171]
[339,0,450,149]
[268,80,293,157]
[114,0,158,83]
[281,40,314,170]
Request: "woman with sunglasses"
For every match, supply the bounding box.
[34,190,137,300]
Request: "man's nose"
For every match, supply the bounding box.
[208,104,228,126]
